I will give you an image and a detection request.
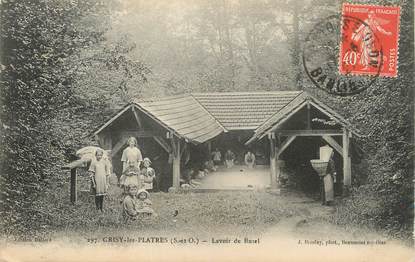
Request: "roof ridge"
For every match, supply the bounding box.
[253,91,307,133]
[190,93,228,133]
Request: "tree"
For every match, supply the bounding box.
[0,0,112,234]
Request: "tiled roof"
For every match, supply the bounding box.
[192,91,302,130]
[95,91,358,145]
[133,95,224,144]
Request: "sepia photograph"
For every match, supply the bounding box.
[0,0,413,261]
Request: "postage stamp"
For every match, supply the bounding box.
[302,15,379,96]
[339,4,401,77]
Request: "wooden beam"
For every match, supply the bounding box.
[94,105,131,136]
[121,130,163,138]
[276,135,297,158]
[70,168,77,204]
[153,136,171,153]
[180,141,187,157]
[342,128,352,186]
[170,134,177,157]
[307,102,311,130]
[131,106,143,128]
[278,129,343,136]
[322,135,343,157]
[268,133,276,158]
[269,134,278,188]
[172,137,181,189]
[268,102,307,134]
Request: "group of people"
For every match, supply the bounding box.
[87,137,157,220]
[211,148,256,169]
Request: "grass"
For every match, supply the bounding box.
[45,186,303,240]
[3,178,410,246]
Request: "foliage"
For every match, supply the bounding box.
[308,0,414,241]
[0,0,412,242]
[0,0,113,234]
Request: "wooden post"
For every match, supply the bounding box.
[306,101,311,130]
[172,137,181,190]
[275,134,281,189]
[70,168,77,204]
[269,133,277,188]
[342,128,352,187]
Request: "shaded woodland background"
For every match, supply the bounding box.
[0,0,413,241]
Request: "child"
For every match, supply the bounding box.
[88,149,110,211]
[119,160,142,202]
[140,158,156,192]
[136,189,156,217]
[122,184,139,221]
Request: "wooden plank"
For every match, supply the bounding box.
[276,135,297,158]
[278,129,343,136]
[131,106,143,128]
[70,168,77,204]
[322,135,343,157]
[342,128,352,186]
[153,136,171,153]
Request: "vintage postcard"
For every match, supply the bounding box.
[0,0,413,261]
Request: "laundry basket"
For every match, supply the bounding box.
[310,159,328,177]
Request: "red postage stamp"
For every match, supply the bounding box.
[340,4,400,77]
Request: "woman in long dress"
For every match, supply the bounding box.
[319,145,336,206]
[121,137,143,172]
[323,150,336,206]
[119,137,143,194]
